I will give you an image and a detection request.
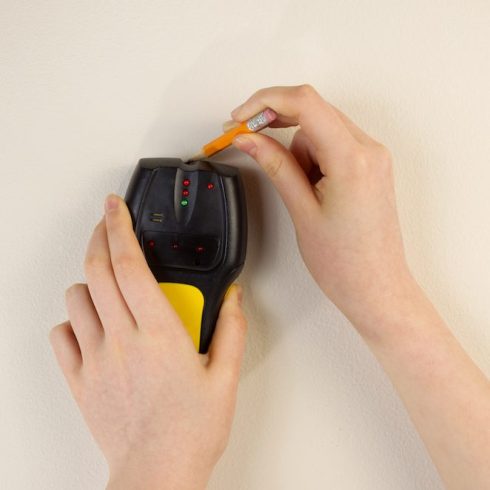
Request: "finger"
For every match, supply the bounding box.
[65,283,104,356]
[49,321,82,381]
[268,116,299,128]
[84,218,136,336]
[104,195,182,332]
[289,129,325,186]
[232,132,319,225]
[230,85,355,160]
[289,129,317,175]
[208,285,247,383]
[224,116,297,130]
[223,114,296,133]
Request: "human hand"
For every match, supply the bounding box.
[231,85,414,336]
[231,85,490,490]
[49,195,247,490]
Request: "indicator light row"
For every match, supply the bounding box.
[180,179,215,207]
[148,240,205,253]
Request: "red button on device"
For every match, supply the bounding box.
[182,189,189,197]
[183,179,190,187]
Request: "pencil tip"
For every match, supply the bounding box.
[187,151,206,162]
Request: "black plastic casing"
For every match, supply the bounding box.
[125,158,247,353]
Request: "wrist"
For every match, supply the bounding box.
[107,459,210,490]
[337,270,434,344]
[107,473,207,490]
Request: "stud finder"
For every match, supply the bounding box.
[125,158,247,353]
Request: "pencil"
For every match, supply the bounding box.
[189,108,277,161]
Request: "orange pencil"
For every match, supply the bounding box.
[189,108,277,161]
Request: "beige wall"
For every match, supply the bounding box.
[1,1,489,488]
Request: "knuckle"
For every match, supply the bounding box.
[84,253,106,276]
[49,321,73,346]
[342,143,393,182]
[338,145,378,182]
[255,87,268,99]
[233,312,248,333]
[374,143,391,160]
[93,219,105,233]
[374,144,393,171]
[49,323,65,343]
[246,88,268,108]
[262,153,284,179]
[345,146,368,171]
[296,83,317,100]
[359,143,394,180]
[65,283,86,301]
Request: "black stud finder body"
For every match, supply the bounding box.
[125,158,247,353]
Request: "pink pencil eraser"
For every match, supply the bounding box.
[246,108,278,131]
[263,108,277,124]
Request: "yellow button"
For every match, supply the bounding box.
[159,283,204,351]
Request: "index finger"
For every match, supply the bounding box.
[230,85,355,154]
[103,194,183,334]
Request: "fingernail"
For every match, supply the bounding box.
[233,135,257,156]
[224,284,235,301]
[235,284,243,305]
[225,284,243,305]
[105,194,119,212]
[231,103,243,118]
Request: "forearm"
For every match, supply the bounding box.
[352,276,490,490]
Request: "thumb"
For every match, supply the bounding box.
[208,284,247,382]
[233,133,318,223]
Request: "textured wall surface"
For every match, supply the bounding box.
[1,1,489,489]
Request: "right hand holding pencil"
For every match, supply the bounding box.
[232,87,490,490]
[231,85,414,338]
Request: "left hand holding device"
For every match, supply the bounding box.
[50,194,247,490]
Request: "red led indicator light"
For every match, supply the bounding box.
[148,240,155,248]
[183,179,190,187]
[195,245,205,253]
[182,189,190,197]
[207,183,214,190]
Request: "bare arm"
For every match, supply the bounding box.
[363,281,490,489]
[232,84,490,489]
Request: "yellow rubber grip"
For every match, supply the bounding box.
[158,283,204,351]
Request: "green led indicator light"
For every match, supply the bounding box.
[180,199,189,207]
